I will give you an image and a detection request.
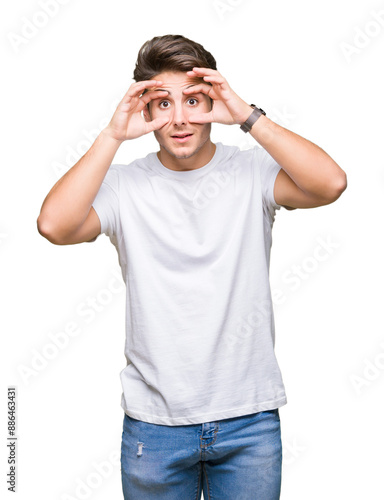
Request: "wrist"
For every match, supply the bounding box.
[239,104,266,132]
[237,103,255,125]
[101,127,125,146]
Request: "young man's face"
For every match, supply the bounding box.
[144,71,214,168]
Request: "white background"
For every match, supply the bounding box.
[1,0,383,499]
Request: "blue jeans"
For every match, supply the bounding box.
[120,408,282,499]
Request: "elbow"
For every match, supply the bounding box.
[318,169,347,205]
[313,171,347,206]
[330,170,348,202]
[37,214,66,245]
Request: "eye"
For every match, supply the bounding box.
[187,98,198,106]
[159,100,170,109]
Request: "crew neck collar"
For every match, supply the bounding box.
[149,142,222,181]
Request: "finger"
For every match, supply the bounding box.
[140,90,169,106]
[119,90,168,115]
[135,90,168,113]
[187,67,220,77]
[188,112,213,124]
[146,116,170,133]
[121,80,164,103]
[201,75,227,87]
[183,83,213,95]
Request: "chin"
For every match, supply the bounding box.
[167,145,202,160]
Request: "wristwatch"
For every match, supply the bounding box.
[240,104,266,133]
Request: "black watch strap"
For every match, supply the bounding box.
[240,104,266,133]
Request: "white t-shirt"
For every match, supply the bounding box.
[92,141,287,425]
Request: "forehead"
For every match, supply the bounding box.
[151,71,204,92]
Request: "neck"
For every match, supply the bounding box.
[157,138,216,172]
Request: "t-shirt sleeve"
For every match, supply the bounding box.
[92,166,120,239]
[254,146,283,223]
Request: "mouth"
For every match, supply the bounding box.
[171,133,193,143]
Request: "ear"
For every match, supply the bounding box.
[143,103,151,122]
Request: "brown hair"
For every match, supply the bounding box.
[133,34,217,82]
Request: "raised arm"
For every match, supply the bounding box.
[37,81,170,245]
[184,67,347,209]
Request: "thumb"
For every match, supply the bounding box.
[188,112,212,124]
[147,117,170,133]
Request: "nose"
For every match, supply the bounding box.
[172,102,187,126]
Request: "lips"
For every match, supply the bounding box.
[171,133,193,143]
[171,133,193,138]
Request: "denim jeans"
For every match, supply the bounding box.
[120,408,282,499]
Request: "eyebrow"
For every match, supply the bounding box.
[153,84,198,96]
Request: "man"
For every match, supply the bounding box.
[37,34,347,499]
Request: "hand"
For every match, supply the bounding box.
[104,80,170,142]
[183,68,253,126]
